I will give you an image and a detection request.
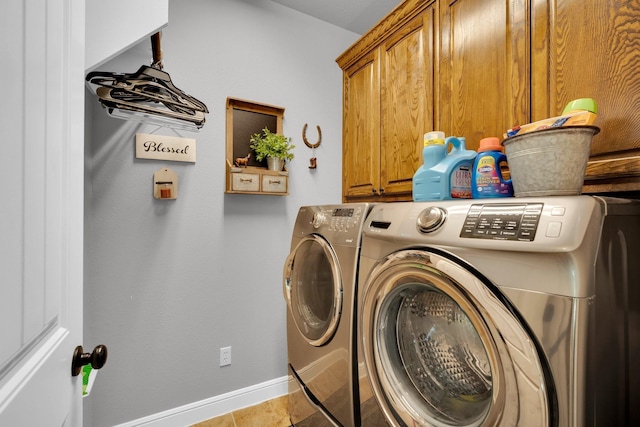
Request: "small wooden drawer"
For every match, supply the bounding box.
[231,172,260,192]
[226,163,289,195]
[262,175,287,193]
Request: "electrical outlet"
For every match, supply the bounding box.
[220,346,231,367]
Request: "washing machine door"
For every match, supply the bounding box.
[283,234,342,347]
[361,249,554,427]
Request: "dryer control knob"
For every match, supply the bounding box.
[417,207,447,233]
[312,212,326,229]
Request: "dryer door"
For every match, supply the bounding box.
[283,235,342,347]
[361,249,554,427]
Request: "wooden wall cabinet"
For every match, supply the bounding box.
[532,0,640,193]
[438,0,529,148]
[338,0,436,201]
[341,50,380,199]
[338,0,640,202]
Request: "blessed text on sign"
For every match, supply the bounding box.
[135,133,196,163]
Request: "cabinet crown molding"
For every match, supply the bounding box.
[336,0,435,70]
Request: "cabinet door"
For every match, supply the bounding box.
[380,10,435,198]
[343,52,381,198]
[439,0,529,149]
[532,0,640,192]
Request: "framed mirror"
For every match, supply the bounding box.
[226,97,285,169]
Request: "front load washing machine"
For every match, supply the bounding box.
[284,204,373,427]
[356,196,640,426]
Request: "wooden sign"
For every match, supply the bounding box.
[135,133,196,163]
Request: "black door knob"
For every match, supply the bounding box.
[71,344,108,377]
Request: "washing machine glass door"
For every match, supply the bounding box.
[283,235,342,346]
[362,249,551,427]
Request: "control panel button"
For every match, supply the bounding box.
[545,221,562,238]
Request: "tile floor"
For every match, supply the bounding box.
[191,395,291,427]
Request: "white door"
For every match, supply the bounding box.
[0,0,86,426]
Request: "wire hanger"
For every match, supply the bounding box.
[86,32,208,131]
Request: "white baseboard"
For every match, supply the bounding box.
[113,376,289,427]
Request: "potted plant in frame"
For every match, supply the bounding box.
[249,127,295,171]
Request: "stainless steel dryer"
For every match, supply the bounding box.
[356,196,640,426]
[284,203,373,427]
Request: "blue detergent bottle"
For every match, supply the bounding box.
[443,136,477,199]
[471,137,514,198]
[413,133,477,201]
[412,131,446,201]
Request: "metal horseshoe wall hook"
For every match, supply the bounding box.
[302,124,322,149]
[302,124,321,169]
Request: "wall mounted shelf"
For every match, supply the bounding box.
[226,163,289,195]
[225,98,289,196]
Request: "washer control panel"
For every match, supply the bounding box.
[460,203,543,241]
[313,207,363,232]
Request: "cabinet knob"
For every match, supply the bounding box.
[379,188,385,193]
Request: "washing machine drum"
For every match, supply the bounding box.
[361,249,555,427]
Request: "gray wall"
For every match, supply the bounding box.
[83,0,359,425]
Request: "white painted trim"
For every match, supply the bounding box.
[112,376,289,427]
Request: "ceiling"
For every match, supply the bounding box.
[270,0,402,35]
